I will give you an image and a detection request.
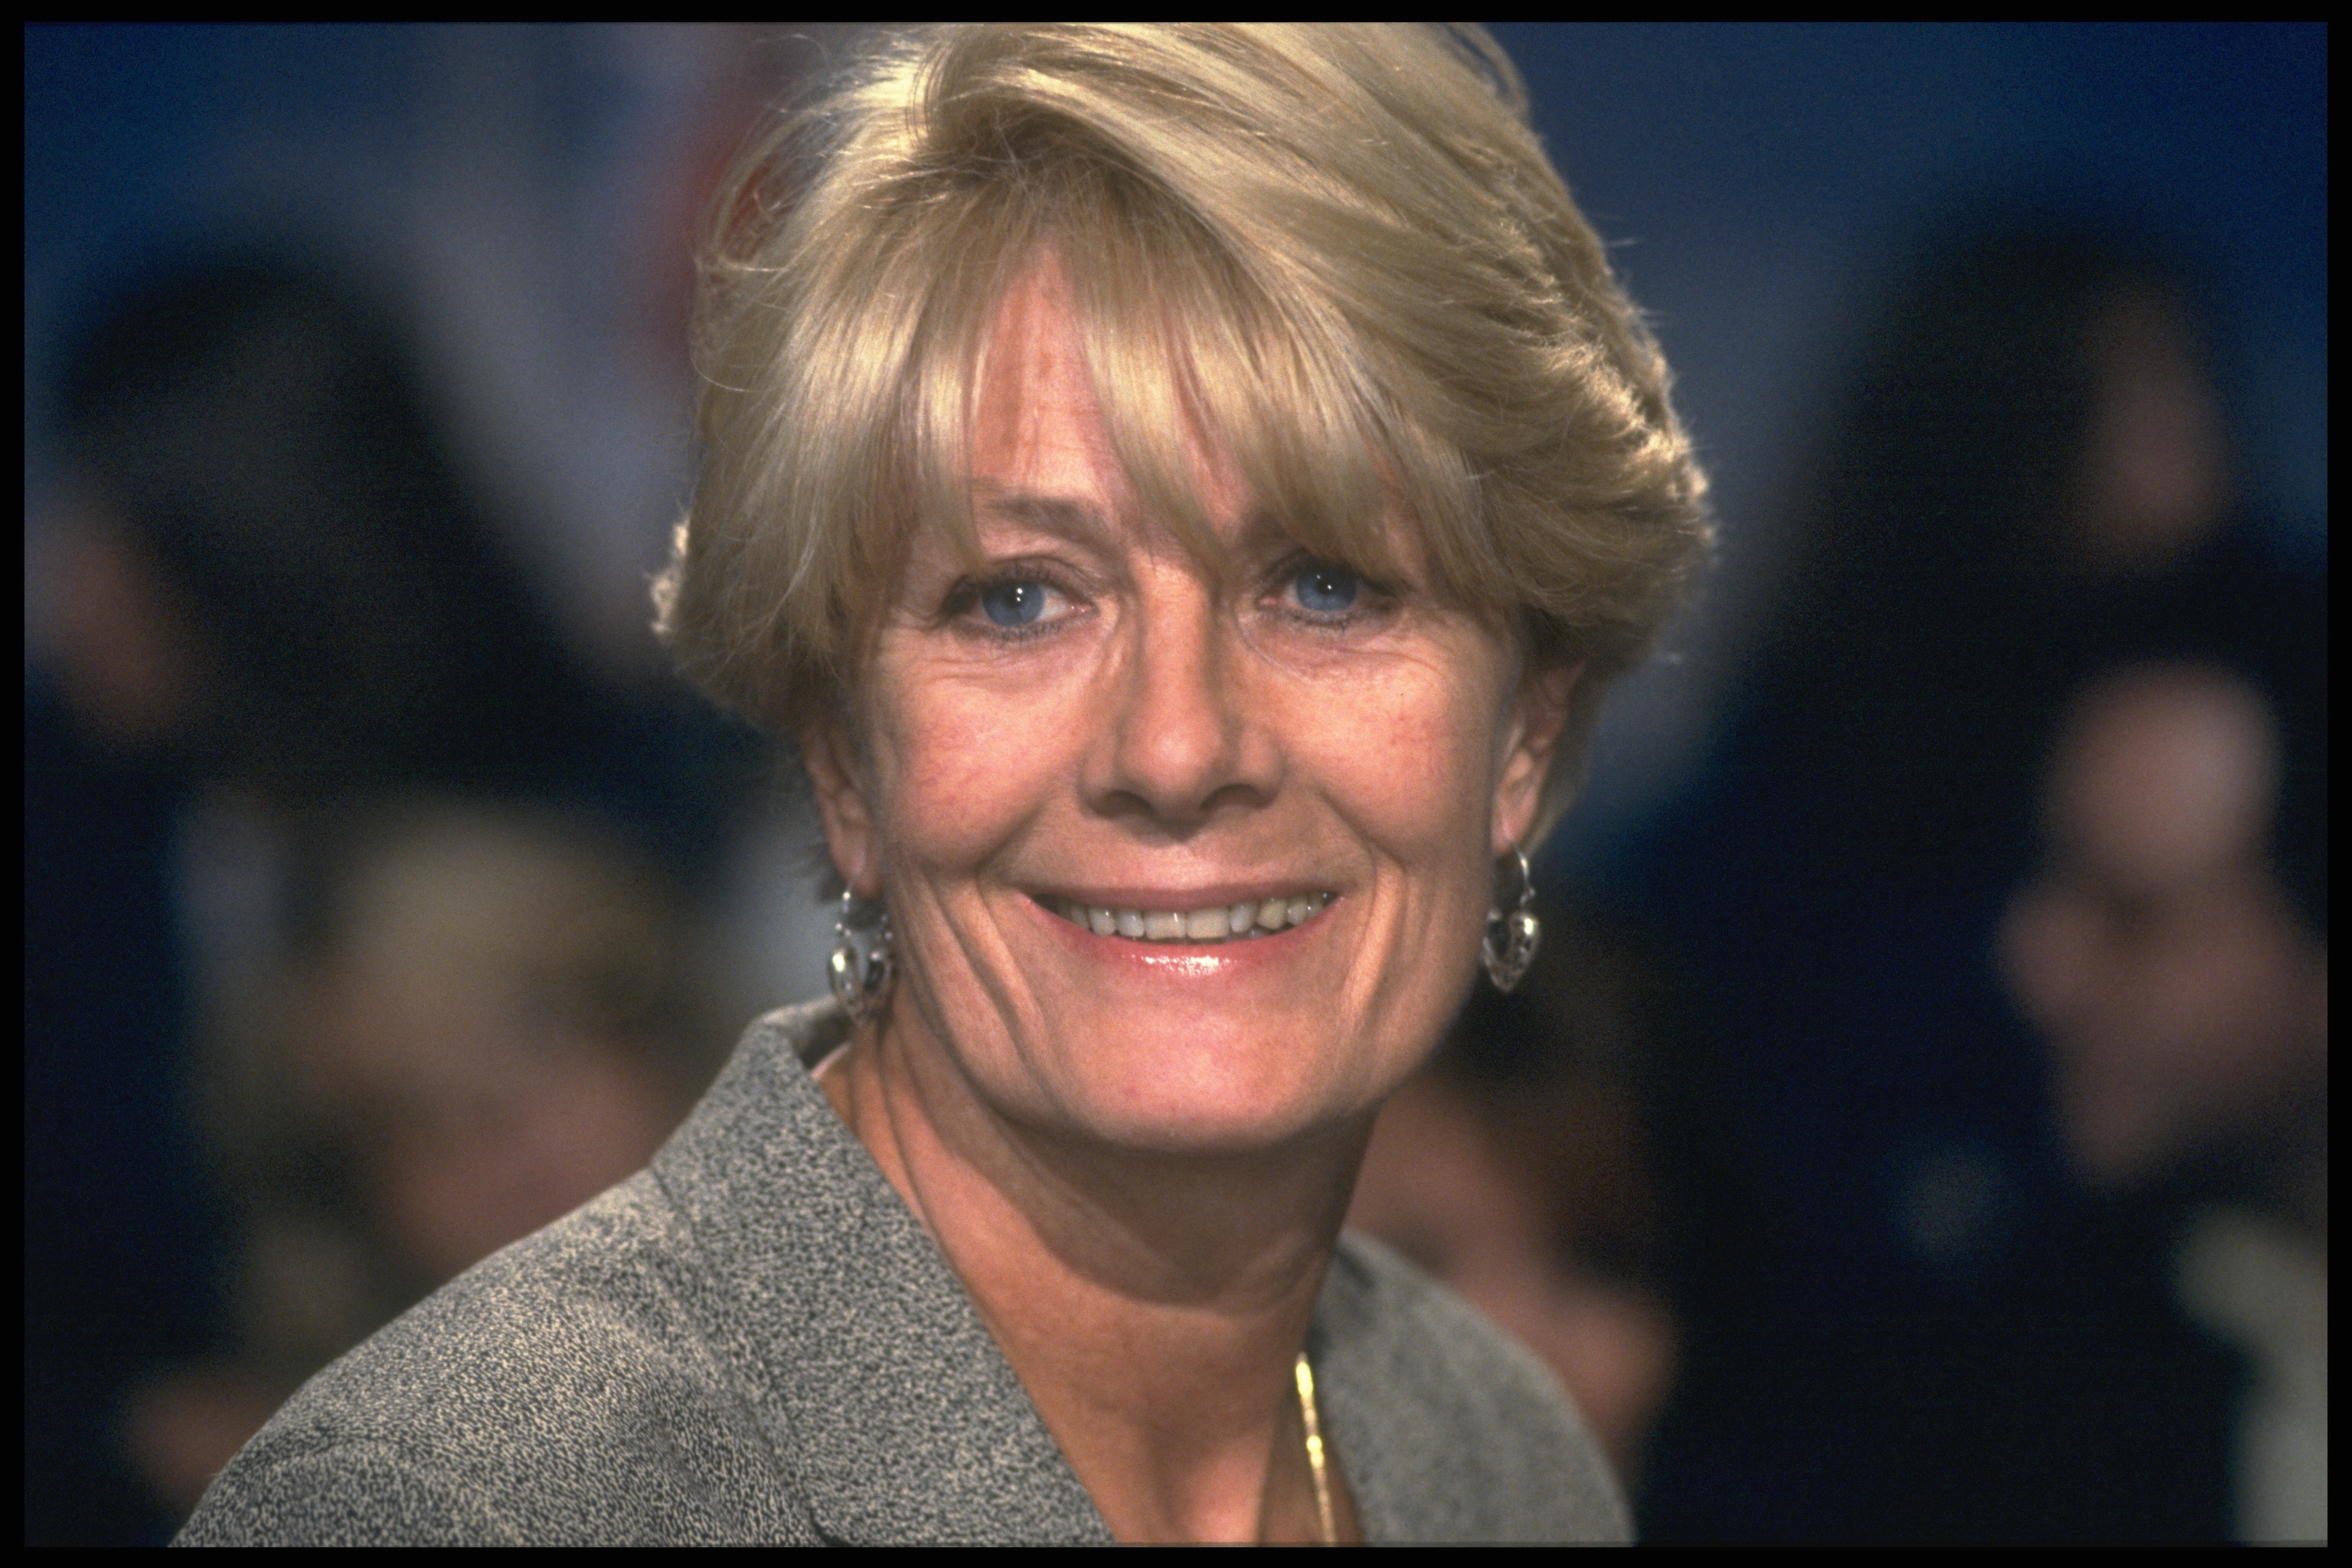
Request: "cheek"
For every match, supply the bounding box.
[867,663,1079,875]
[1280,655,1504,868]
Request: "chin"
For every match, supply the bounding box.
[1028,1034,1368,1157]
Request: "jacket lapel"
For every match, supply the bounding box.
[648,1002,1112,1544]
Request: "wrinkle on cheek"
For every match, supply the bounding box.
[866,655,1083,887]
[1283,654,1504,846]
[1278,654,1500,1044]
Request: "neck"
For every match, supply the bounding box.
[823,1003,1363,1543]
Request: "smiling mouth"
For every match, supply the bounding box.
[1043,893,1334,944]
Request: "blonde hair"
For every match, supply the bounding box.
[658,23,1709,839]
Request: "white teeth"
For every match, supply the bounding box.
[1051,893,1331,942]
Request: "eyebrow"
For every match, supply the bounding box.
[969,488,1112,544]
[972,485,1298,565]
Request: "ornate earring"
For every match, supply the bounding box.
[828,886,896,1024]
[1481,844,1540,994]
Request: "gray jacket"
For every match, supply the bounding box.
[176,1001,1628,1544]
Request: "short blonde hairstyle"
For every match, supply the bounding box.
[658,23,1709,840]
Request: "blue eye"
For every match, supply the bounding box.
[1291,564,1361,615]
[980,580,1047,626]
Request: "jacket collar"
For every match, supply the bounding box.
[648,1001,1112,1545]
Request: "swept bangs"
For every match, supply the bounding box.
[659,24,1710,838]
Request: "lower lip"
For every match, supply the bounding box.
[1025,896,1329,977]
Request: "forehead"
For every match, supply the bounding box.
[972,263,1111,490]
[969,255,1250,537]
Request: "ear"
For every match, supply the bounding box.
[799,719,884,899]
[1492,662,1581,858]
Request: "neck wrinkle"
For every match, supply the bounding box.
[835,998,1367,1542]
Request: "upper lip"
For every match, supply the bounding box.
[1031,882,1334,911]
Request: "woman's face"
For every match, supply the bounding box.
[810,258,1570,1153]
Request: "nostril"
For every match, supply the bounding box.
[1087,609,1280,822]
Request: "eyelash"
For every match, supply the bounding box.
[1263,555,1395,632]
[940,564,1086,643]
[939,557,1396,642]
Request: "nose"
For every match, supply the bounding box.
[1086,568,1281,828]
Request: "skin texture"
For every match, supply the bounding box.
[804,253,1575,1542]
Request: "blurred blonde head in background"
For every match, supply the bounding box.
[129,801,727,1518]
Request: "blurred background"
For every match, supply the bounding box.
[24,24,2324,1544]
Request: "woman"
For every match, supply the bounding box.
[178,24,1706,1544]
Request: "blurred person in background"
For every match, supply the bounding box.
[1347,894,1751,1495]
[1802,652,2330,1542]
[2000,664,2325,1541]
[38,257,610,799]
[24,252,762,1543]
[122,799,731,1523]
[1615,207,2324,1540]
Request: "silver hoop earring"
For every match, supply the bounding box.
[1481,844,1540,994]
[828,886,896,1024]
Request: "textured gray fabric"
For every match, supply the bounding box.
[176,1000,1628,1544]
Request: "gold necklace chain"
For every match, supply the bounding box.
[825,1043,1336,1542]
[1293,1351,1338,1544]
